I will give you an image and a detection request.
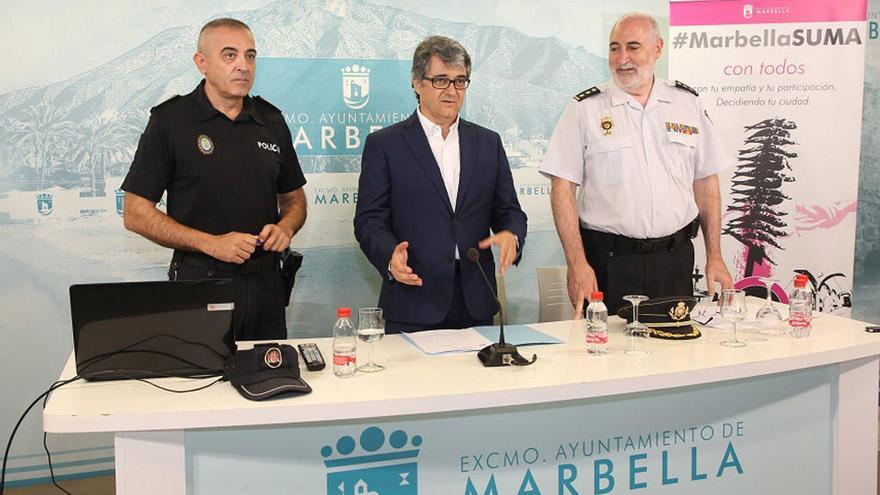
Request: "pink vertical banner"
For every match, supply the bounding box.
[670,0,867,26]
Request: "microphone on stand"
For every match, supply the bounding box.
[466,248,536,367]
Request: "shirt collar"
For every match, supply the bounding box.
[194,79,264,124]
[608,76,670,109]
[416,107,459,138]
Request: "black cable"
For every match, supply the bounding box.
[1,376,80,495]
[1,366,226,495]
[42,432,70,495]
[75,333,232,377]
[41,381,72,495]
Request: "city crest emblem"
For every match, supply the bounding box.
[322,426,421,495]
[264,347,283,369]
[743,3,754,19]
[115,189,125,216]
[197,134,214,155]
[342,64,371,110]
[36,192,53,216]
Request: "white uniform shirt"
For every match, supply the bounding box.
[417,107,461,258]
[539,79,733,239]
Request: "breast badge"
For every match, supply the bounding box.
[197,134,214,155]
[601,116,613,136]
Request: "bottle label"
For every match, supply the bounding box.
[333,354,356,366]
[586,332,608,344]
[789,317,811,328]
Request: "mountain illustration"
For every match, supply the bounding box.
[0,0,608,187]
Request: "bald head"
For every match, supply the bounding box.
[610,13,661,44]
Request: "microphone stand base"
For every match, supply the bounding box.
[477,342,537,367]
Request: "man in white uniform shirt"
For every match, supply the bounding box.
[540,12,734,314]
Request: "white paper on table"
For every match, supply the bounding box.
[696,316,765,332]
[400,328,493,355]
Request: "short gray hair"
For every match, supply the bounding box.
[411,35,471,81]
[610,12,661,43]
[198,18,252,52]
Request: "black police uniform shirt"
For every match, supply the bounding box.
[122,80,306,236]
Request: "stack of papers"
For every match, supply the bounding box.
[401,325,563,355]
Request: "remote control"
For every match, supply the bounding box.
[298,343,326,371]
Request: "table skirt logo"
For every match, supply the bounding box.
[342,64,371,110]
[321,426,421,495]
[36,192,53,216]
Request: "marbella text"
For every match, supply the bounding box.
[284,111,410,151]
[460,422,745,494]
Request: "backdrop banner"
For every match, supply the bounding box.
[669,0,867,313]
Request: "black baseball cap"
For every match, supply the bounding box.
[224,343,312,401]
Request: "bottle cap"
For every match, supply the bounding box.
[590,291,604,301]
[794,277,806,288]
[337,307,351,317]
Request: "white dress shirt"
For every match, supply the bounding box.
[539,79,733,239]
[418,108,461,258]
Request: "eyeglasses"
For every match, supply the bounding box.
[423,76,470,90]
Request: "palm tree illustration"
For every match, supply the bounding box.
[723,118,797,278]
[7,99,75,190]
[70,112,140,197]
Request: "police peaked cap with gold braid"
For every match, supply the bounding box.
[617,296,701,340]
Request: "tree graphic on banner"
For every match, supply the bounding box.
[723,118,797,278]
[7,99,75,190]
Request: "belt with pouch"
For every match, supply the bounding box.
[582,218,699,255]
[170,249,279,276]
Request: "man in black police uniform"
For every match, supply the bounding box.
[121,18,307,341]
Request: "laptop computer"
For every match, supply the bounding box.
[69,279,236,381]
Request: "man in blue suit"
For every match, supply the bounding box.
[354,35,528,334]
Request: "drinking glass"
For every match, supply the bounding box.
[692,292,717,325]
[357,307,385,372]
[719,289,747,348]
[755,278,784,335]
[623,295,651,357]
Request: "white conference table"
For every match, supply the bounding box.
[44,305,880,495]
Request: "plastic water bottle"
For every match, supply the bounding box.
[332,307,357,377]
[788,275,812,338]
[586,291,609,354]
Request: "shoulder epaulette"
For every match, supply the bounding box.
[150,94,181,113]
[674,80,699,97]
[254,95,282,114]
[573,87,600,102]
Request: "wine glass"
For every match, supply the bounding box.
[357,307,385,372]
[623,295,651,357]
[755,278,784,335]
[692,292,717,325]
[719,289,747,348]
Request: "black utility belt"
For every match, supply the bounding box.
[582,219,699,255]
[170,250,279,275]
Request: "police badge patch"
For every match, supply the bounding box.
[264,347,283,369]
[601,116,613,136]
[197,134,214,155]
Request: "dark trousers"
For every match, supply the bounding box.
[170,252,287,341]
[582,225,695,315]
[385,262,493,334]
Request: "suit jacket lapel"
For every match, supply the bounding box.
[402,112,453,214]
[455,119,476,211]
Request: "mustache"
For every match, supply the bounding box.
[616,63,637,71]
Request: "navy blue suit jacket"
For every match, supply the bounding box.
[354,112,527,326]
